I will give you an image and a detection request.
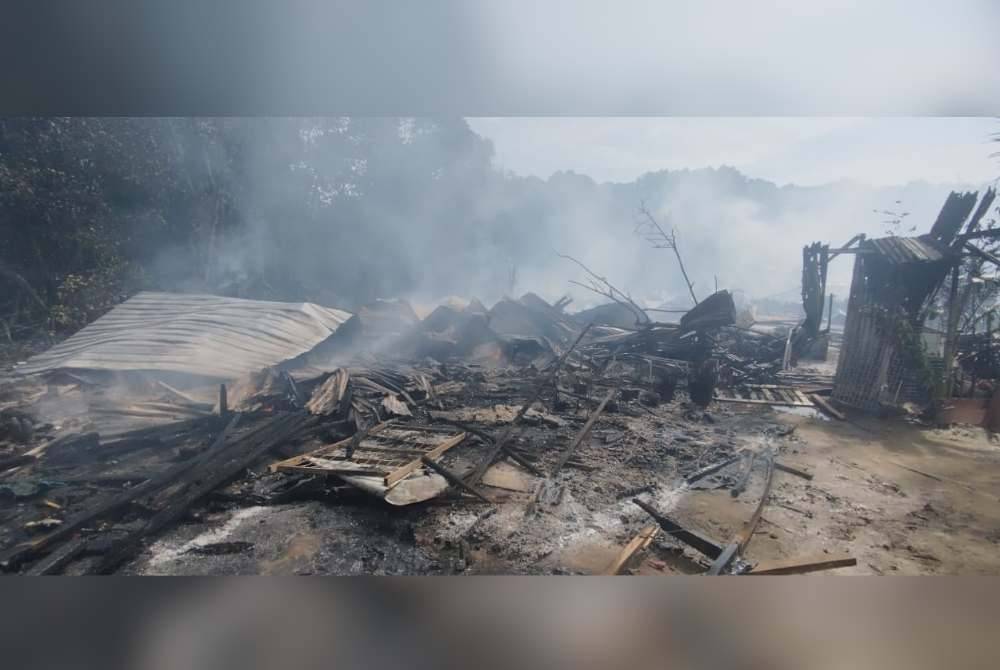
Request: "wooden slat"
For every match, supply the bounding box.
[748,554,856,575]
[603,525,658,575]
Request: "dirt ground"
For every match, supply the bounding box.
[119,395,1000,576]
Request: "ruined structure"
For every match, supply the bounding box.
[832,190,997,412]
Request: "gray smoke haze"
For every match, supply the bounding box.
[138,117,989,315]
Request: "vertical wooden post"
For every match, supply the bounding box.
[826,294,834,333]
[941,264,962,402]
[219,383,229,419]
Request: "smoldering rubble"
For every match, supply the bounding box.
[1,189,999,577]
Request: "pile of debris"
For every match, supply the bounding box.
[0,288,828,575]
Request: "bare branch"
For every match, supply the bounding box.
[636,202,699,305]
[559,254,651,326]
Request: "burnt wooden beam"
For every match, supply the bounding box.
[748,554,856,575]
[420,456,491,504]
[0,414,241,573]
[551,387,616,475]
[93,413,317,574]
[964,242,1000,268]
[685,455,741,484]
[603,525,658,575]
[774,461,813,481]
[24,537,90,576]
[632,497,724,560]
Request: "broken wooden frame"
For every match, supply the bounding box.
[714,384,814,407]
[271,421,467,490]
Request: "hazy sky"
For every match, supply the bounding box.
[467,117,1000,187]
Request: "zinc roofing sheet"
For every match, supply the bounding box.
[15,292,352,380]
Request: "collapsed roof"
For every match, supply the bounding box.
[14,292,352,381]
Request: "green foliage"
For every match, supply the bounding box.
[864,303,937,389]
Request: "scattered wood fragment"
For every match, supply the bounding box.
[381,394,412,418]
[748,554,856,575]
[0,415,236,572]
[685,455,741,484]
[603,525,658,575]
[94,412,317,574]
[306,368,350,416]
[774,461,813,480]
[809,393,845,420]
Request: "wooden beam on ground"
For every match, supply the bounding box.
[774,461,813,480]
[24,537,90,576]
[420,456,491,503]
[748,554,856,575]
[551,387,616,475]
[632,498,724,559]
[603,525,658,575]
[93,413,317,574]
[685,455,742,484]
[809,393,845,420]
[0,414,235,573]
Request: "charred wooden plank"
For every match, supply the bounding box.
[93,412,316,574]
[0,414,239,572]
[632,498,724,559]
[603,525,658,575]
[24,537,90,576]
[774,461,813,480]
[420,456,491,503]
[809,393,845,420]
[685,455,741,484]
[551,387,616,475]
[748,554,856,575]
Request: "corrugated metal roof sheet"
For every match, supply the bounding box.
[866,235,950,264]
[15,292,352,380]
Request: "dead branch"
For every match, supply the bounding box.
[636,202,699,305]
[557,253,650,326]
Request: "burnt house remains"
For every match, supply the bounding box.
[831,189,998,412]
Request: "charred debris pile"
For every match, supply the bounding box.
[0,286,812,575]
